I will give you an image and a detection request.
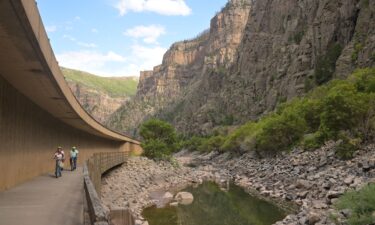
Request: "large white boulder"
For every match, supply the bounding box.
[175,192,194,205]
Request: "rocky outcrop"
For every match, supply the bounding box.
[107,0,252,134]
[67,82,129,124]
[110,0,375,135]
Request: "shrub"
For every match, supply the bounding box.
[140,119,177,144]
[182,136,206,152]
[334,184,375,225]
[278,98,322,132]
[319,81,367,139]
[221,122,260,152]
[198,135,226,153]
[142,139,171,160]
[335,134,361,160]
[221,109,307,154]
[350,68,375,141]
[302,132,325,151]
[351,67,375,93]
[140,119,178,160]
[255,112,307,153]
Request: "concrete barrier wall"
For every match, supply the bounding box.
[87,152,129,195]
[0,75,129,191]
[84,152,135,225]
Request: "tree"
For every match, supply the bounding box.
[140,119,178,160]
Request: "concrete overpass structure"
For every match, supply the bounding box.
[0,0,141,191]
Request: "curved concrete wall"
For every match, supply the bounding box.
[0,0,142,191]
[0,76,130,191]
[0,0,139,143]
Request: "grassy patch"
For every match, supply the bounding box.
[61,67,138,97]
[334,184,375,225]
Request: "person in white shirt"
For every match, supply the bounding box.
[53,147,64,178]
[69,146,79,171]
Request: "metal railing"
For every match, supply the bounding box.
[84,151,134,225]
[86,152,128,196]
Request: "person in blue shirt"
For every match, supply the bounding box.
[69,146,79,171]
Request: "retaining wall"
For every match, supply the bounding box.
[84,152,135,225]
[0,76,132,191]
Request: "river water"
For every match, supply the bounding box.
[143,182,286,225]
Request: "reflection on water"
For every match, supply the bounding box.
[143,182,286,225]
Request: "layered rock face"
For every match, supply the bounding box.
[67,82,129,124]
[110,0,375,135]
[217,0,375,125]
[108,0,252,133]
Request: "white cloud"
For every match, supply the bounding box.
[63,34,76,42]
[115,0,191,16]
[56,50,127,75]
[130,44,166,70]
[91,28,98,33]
[46,25,57,33]
[63,35,97,48]
[78,42,97,48]
[124,25,165,44]
[56,45,166,77]
[57,50,126,65]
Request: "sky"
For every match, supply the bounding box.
[37,0,228,77]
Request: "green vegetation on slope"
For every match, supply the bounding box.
[61,67,138,97]
[183,68,375,158]
[139,68,375,160]
[334,184,375,225]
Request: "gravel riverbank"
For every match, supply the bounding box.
[101,142,375,225]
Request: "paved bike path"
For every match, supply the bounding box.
[0,168,83,225]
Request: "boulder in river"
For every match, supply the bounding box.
[175,192,194,205]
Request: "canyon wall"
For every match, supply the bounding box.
[109,0,375,135]
[107,0,252,134]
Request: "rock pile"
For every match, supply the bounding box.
[195,142,375,225]
[102,143,375,225]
